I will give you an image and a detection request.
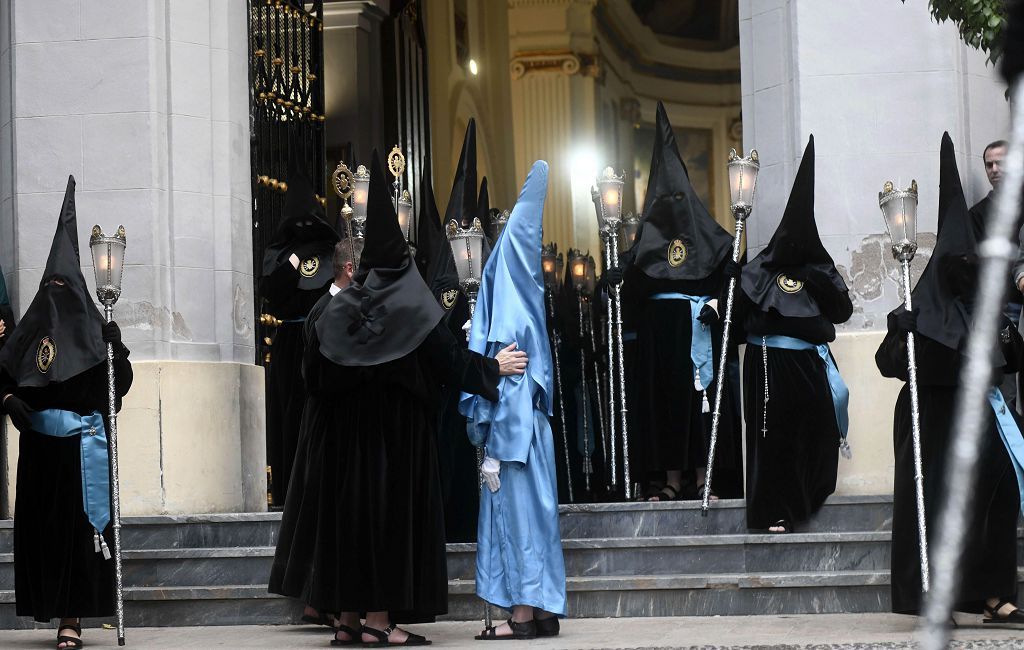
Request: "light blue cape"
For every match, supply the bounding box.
[458,161,553,464]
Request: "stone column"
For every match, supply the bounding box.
[1,0,264,515]
[323,1,388,165]
[739,0,1011,495]
[508,0,601,256]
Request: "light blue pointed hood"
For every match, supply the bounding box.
[460,160,553,421]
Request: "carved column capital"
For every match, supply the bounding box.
[509,50,599,80]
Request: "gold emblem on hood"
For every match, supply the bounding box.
[299,257,320,278]
[36,337,56,374]
[441,288,459,310]
[667,239,688,268]
[777,274,804,294]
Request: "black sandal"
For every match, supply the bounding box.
[361,624,431,647]
[647,484,679,502]
[330,624,361,646]
[475,618,537,641]
[56,622,83,649]
[984,600,1024,625]
[768,519,793,534]
[535,616,559,637]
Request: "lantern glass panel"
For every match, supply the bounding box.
[90,238,126,291]
[352,172,370,222]
[881,192,918,247]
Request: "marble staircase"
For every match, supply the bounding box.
[0,495,1016,628]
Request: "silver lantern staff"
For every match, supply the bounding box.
[584,254,609,491]
[387,146,406,215]
[594,167,631,498]
[446,217,491,629]
[493,209,511,241]
[89,225,128,646]
[542,244,574,502]
[350,164,371,239]
[921,80,1024,650]
[332,161,358,264]
[569,250,594,492]
[702,148,759,516]
[879,179,929,594]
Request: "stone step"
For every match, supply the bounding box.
[11,570,1023,626]
[7,531,1021,592]
[558,495,893,538]
[0,495,895,553]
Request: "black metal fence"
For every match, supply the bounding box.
[247,0,325,365]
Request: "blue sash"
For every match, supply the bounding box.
[752,335,850,440]
[28,408,111,558]
[650,293,714,392]
[988,388,1024,513]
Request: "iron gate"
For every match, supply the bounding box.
[247,0,325,365]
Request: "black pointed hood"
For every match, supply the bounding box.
[0,176,107,386]
[892,132,975,351]
[354,151,409,281]
[741,136,848,317]
[260,160,339,290]
[446,119,478,228]
[416,163,462,311]
[477,176,493,242]
[316,151,443,366]
[632,102,733,281]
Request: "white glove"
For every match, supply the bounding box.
[481,456,501,493]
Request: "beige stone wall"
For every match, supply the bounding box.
[3,361,266,516]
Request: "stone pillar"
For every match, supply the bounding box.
[1,0,264,515]
[739,0,1011,495]
[323,1,388,165]
[508,0,601,256]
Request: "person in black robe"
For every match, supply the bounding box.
[0,176,133,649]
[738,136,853,533]
[416,160,476,542]
[268,152,526,646]
[259,164,339,508]
[876,133,1024,621]
[623,102,740,502]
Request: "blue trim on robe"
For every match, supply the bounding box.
[650,292,713,391]
[752,334,850,439]
[988,388,1024,513]
[28,408,110,535]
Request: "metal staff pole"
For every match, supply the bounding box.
[879,181,930,593]
[921,83,1024,650]
[546,287,574,502]
[583,256,609,490]
[609,231,631,499]
[595,169,629,497]
[89,225,128,646]
[702,149,759,516]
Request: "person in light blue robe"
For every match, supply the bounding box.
[459,160,568,640]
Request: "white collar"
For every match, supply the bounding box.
[330,283,343,296]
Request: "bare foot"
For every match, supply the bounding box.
[57,618,81,649]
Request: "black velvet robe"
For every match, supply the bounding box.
[261,262,329,506]
[739,289,853,529]
[5,347,133,622]
[268,305,499,622]
[876,323,1021,614]
[624,263,741,493]
[434,293,480,543]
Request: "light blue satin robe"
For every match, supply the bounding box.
[465,346,567,616]
[459,160,567,616]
